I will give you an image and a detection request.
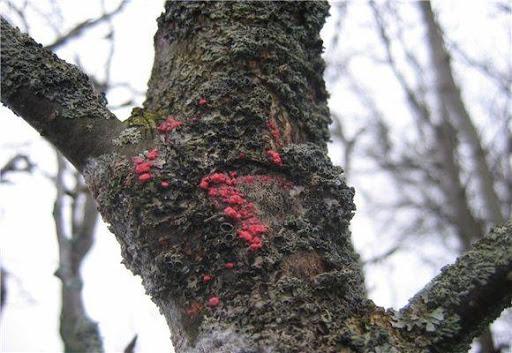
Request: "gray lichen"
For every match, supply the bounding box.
[112,127,143,146]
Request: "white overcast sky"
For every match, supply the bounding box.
[0,1,510,352]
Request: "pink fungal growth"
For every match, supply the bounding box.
[224,262,235,269]
[266,150,283,166]
[135,161,152,174]
[198,171,293,305]
[138,173,153,183]
[224,206,241,220]
[146,148,159,160]
[238,230,253,242]
[132,156,144,165]
[210,173,232,184]
[131,152,161,184]
[199,177,209,190]
[160,180,170,188]
[245,224,268,235]
[157,116,183,133]
[198,171,273,253]
[208,296,220,307]
[198,97,208,106]
[227,195,244,205]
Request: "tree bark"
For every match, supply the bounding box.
[397,223,512,353]
[0,18,123,171]
[2,3,511,352]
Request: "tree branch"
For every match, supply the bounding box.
[45,0,130,52]
[0,18,123,171]
[395,222,512,352]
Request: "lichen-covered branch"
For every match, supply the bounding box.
[0,18,123,171]
[394,222,512,352]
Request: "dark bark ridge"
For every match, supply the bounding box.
[0,18,123,171]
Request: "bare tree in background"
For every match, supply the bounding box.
[328,1,511,351]
[1,0,141,350]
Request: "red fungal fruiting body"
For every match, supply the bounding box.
[138,173,153,183]
[247,224,267,235]
[224,207,241,220]
[227,195,244,205]
[135,161,152,174]
[210,173,230,184]
[224,262,235,269]
[199,177,209,190]
[266,150,283,166]
[157,116,183,133]
[160,180,170,188]
[147,148,159,160]
[217,187,232,198]
[198,97,207,106]
[199,171,273,253]
[238,230,253,242]
[132,156,144,164]
[208,296,220,307]
[202,274,213,283]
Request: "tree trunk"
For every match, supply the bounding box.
[2,2,511,353]
[419,1,505,227]
[85,3,372,351]
[53,153,103,353]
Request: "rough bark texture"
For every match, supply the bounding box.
[84,3,372,351]
[0,18,123,171]
[2,3,511,353]
[397,223,512,353]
